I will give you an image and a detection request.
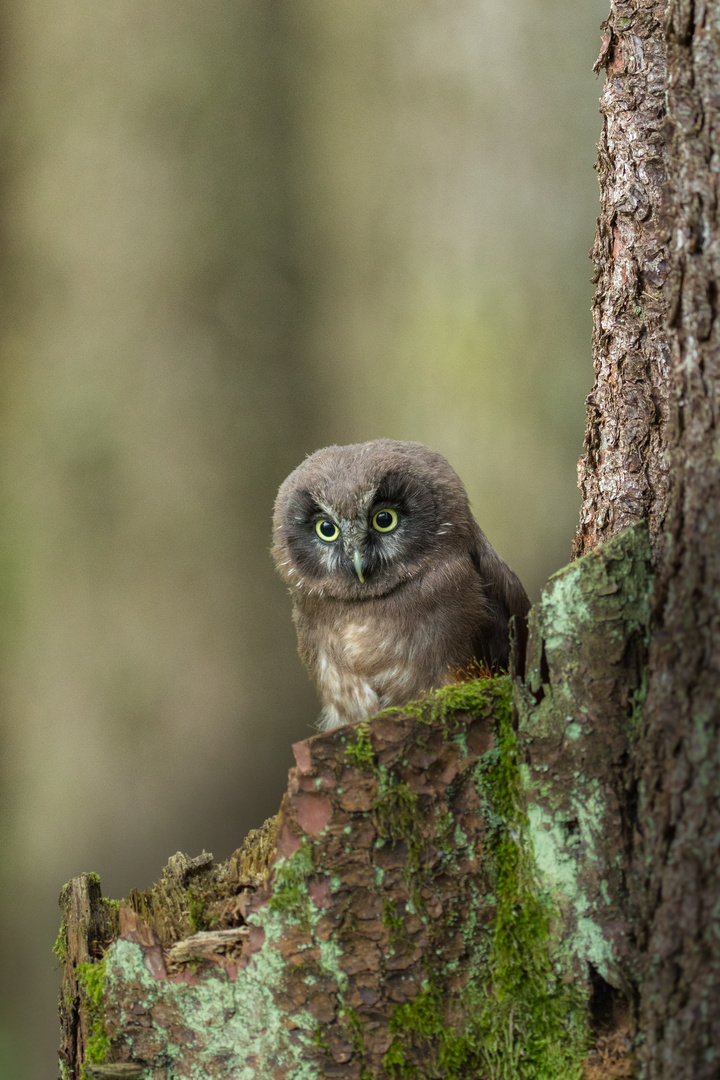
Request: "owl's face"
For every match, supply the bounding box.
[272,440,476,601]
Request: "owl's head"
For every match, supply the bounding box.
[272,439,478,601]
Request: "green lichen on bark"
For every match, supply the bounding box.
[266,842,316,922]
[517,522,652,989]
[104,856,340,1080]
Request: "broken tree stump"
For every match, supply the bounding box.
[57,527,651,1080]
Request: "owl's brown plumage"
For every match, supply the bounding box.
[272,439,529,731]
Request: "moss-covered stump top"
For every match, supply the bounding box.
[63,680,537,1080]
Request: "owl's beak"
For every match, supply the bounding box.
[352,550,365,583]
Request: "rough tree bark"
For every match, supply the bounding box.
[575,0,673,555]
[577,2,720,1077]
[57,4,720,1079]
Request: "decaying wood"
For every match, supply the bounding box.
[58,874,120,1077]
[59,693,506,1079]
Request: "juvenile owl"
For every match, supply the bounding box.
[272,439,529,731]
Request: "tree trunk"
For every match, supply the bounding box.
[576,1,720,1076]
[632,1,720,1075]
[57,3,720,1079]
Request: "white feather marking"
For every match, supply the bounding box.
[318,704,341,732]
[340,622,371,660]
[317,650,381,728]
[375,665,415,696]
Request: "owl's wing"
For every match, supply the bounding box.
[468,526,530,669]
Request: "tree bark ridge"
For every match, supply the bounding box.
[575,0,673,557]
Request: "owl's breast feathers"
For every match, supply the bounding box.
[310,612,437,732]
[294,550,525,731]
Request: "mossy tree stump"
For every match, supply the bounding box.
[57,526,652,1080]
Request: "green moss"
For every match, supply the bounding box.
[477,700,588,1079]
[382,897,405,946]
[339,1005,368,1060]
[378,675,502,735]
[373,774,428,911]
[427,677,501,721]
[345,722,376,770]
[76,958,109,1075]
[384,987,474,1078]
[384,979,555,1079]
[373,777,419,844]
[53,918,68,968]
[187,885,209,932]
[312,1024,331,1055]
[369,679,508,883]
[383,680,588,1080]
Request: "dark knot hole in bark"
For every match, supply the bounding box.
[588,962,630,1034]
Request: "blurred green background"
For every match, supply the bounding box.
[0,0,607,1075]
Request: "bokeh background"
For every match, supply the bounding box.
[0,0,607,1075]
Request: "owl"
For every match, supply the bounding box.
[272,439,529,731]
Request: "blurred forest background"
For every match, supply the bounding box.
[0,0,607,1076]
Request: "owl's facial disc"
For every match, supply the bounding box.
[278,465,456,599]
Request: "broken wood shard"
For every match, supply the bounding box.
[165,928,250,966]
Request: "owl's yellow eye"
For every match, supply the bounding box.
[372,508,398,533]
[315,519,340,542]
